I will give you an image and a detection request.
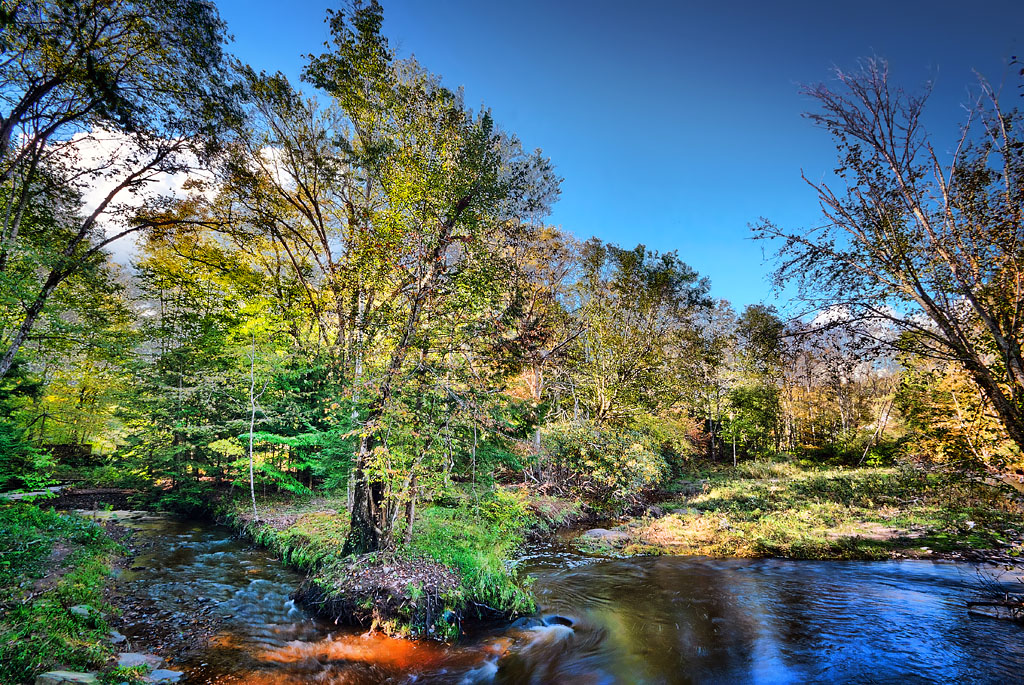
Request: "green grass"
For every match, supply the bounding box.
[0,505,121,683]
[595,462,1024,560]
[217,492,351,573]
[406,489,536,615]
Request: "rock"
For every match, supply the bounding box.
[646,505,665,518]
[146,669,183,683]
[117,653,163,669]
[34,672,98,685]
[69,605,93,618]
[109,629,127,644]
[508,616,544,631]
[542,614,575,627]
[581,528,630,543]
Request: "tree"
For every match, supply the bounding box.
[0,0,239,380]
[756,59,1024,453]
[548,239,709,426]
[724,305,785,459]
[301,1,558,554]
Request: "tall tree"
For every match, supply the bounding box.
[0,0,239,380]
[301,1,558,554]
[549,240,709,426]
[757,59,1024,453]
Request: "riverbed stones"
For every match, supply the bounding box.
[34,672,97,685]
[117,653,164,669]
[541,614,575,627]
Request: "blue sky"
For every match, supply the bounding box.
[215,0,1023,309]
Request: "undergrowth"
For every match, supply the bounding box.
[406,488,536,615]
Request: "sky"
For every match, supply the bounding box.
[214,0,1023,309]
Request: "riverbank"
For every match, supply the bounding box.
[0,505,123,683]
[579,462,1024,562]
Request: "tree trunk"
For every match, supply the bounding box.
[343,428,391,555]
[403,474,417,546]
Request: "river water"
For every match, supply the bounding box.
[103,512,1023,684]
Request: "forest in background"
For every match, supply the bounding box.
[1,0,1022,555]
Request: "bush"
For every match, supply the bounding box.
[81,464,152,489]
[541,420,666,506]
[0,421,54,491]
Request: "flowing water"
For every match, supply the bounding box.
[101,512,1024,684]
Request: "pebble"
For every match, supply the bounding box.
[69,605,93,618]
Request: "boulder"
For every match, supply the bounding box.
[508,616,544,631]
[117,653,163,669]
[34,672,98,685]
[581,528,630,543]
[146,669,183,683]
[68,605,93,618]
[109,629,127,644]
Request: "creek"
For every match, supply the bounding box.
[101,512,1023,684]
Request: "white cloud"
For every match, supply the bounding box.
[58,128,217,266]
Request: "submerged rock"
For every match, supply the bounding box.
[541,614,574,627]
[508,616,544,631]
[34,672,97,685]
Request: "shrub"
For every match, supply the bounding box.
[541,420,666,505]
[0,421,54,491]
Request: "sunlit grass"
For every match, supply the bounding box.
[591,462,1024,560]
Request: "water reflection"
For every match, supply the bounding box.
[99,512,1023,684]
[512,556,1024,684]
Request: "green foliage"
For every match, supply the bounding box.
[724,383,781,459]
[408,497,536,615]
[549,239,710,426]
[0,420,54,490]
[98,665,150,685]
[0,506,119,683]
[80,464,152,490]
[542,420,666,506]
[154,480,215,515]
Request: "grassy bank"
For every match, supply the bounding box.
[582,462,1024,560]
[0,504,122,684]
[216,486,538,639]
